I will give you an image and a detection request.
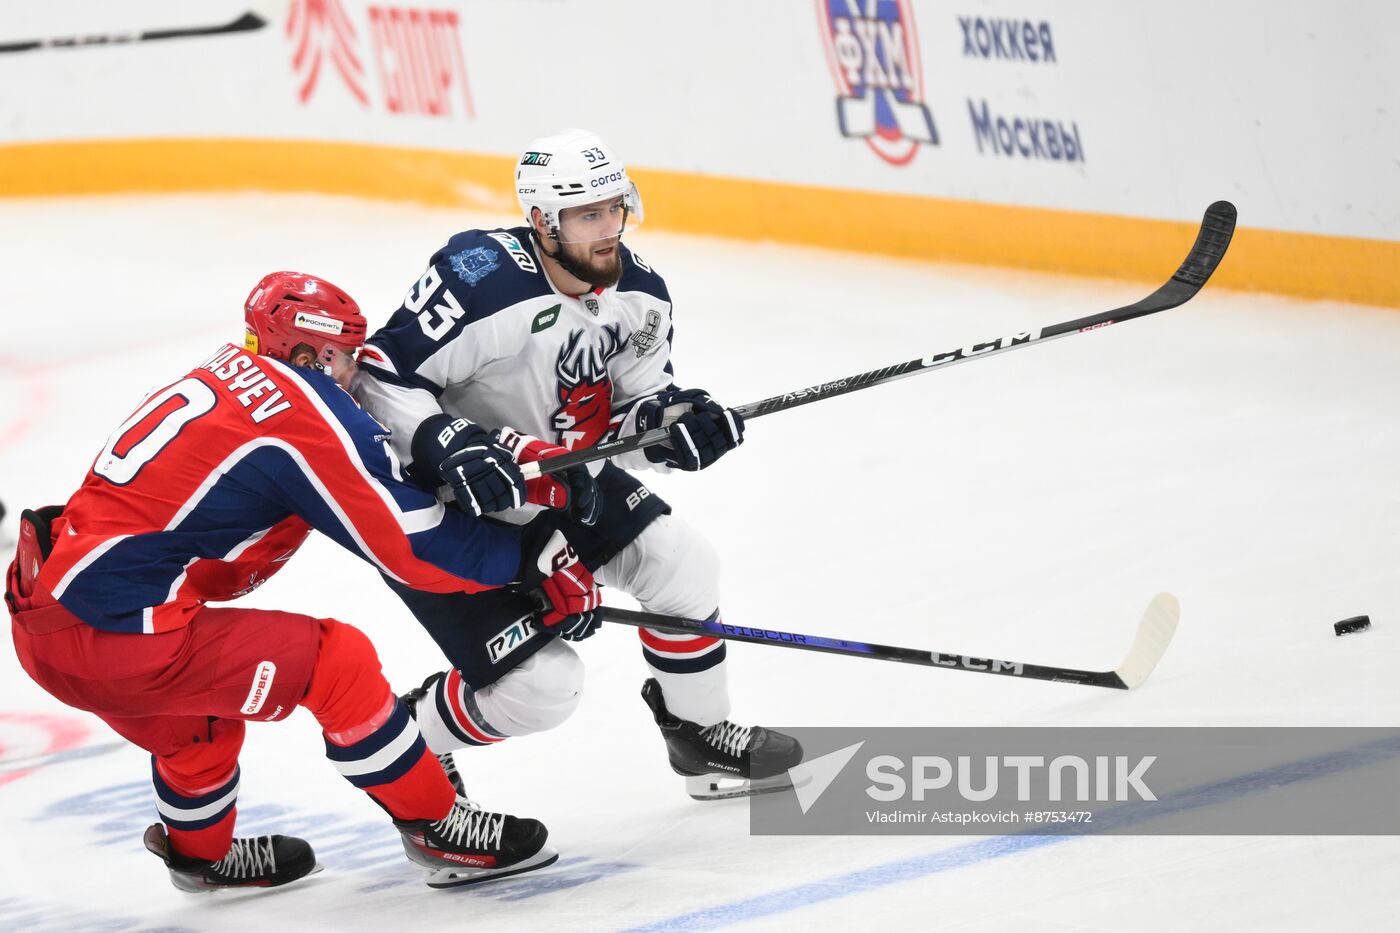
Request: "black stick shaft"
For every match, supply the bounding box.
[602,606,1128,689]
[0,12,266,53]
[529,201,1236,477]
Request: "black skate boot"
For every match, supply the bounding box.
[394,798,558,888]
[641,678,804,800]
[143,823,320,893]
[400,671,466,797]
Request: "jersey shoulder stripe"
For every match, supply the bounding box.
[617,243,670,303]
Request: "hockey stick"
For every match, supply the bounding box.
[0,11,267,54]
[602,593,1180,690]
[523,200,1236,478]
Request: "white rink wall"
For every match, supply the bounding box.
[1,0,1397,304]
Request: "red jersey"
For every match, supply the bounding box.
[37,344,522,633]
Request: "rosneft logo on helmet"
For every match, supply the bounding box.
[521,151,552,166]
[244,329,260,354]
[294,311,345,336]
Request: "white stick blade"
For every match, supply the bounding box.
[1114,592,1180,689]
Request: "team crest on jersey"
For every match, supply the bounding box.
[631,309,663,357]
[552,326,624,449]
[449,246,500,286]
[818,0,939,166]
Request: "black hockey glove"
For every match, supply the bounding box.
[409,414,526,516]
[634,388,745,472]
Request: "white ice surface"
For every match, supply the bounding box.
[0,194,1396,931]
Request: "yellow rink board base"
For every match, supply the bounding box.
[2,138,1395,308]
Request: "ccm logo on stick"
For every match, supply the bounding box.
[922,330,1038,367]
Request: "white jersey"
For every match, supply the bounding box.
[355,226,676,478]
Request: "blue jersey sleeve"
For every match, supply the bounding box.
[263,362,523,590]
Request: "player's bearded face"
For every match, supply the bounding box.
[553,198,627,288]
[556,235,622,289]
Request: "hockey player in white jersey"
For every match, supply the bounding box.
[355,129,802,799]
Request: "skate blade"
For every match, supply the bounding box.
[685,772,794,801]
[167,860,324,893]
[424,846,559,889]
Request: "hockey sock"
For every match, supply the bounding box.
[303,617,453,821]
[639,608,730,726]
[152,759,241,862]
[324,699,454,822]
[418,668,508,750]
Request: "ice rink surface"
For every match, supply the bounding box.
[1,194,1397,931]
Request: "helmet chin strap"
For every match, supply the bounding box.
[531,227,600,289]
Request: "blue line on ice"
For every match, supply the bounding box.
[621,734,1400,932]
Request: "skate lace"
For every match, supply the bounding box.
[701,720,752,758]
[211,836,277,879]
[433,799,505,851]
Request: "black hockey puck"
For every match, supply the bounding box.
[1333,616,1371,636]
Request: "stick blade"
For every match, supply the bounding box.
[1113,592,1180,690]
[1171,201,1237,290]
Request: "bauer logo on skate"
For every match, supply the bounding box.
[818,0,939,166]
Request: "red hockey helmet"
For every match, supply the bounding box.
[243,272,367,370]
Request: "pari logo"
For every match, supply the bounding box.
[817,0,939,166]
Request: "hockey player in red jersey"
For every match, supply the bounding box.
[356,129,803,800]
[5,272,599,891]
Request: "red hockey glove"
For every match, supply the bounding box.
[517,529,602,640]
[496,427,601,527]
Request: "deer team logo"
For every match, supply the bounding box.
[817,0,939,166]
[552,327,624,449]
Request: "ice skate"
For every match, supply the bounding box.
[641,677,803,800]
[143,823,321,893]
[395,796,558,888]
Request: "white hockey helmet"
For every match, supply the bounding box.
[515,128,644,244]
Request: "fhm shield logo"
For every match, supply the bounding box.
[818,0,939,166]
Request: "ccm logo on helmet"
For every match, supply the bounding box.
[590,170,625,188]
